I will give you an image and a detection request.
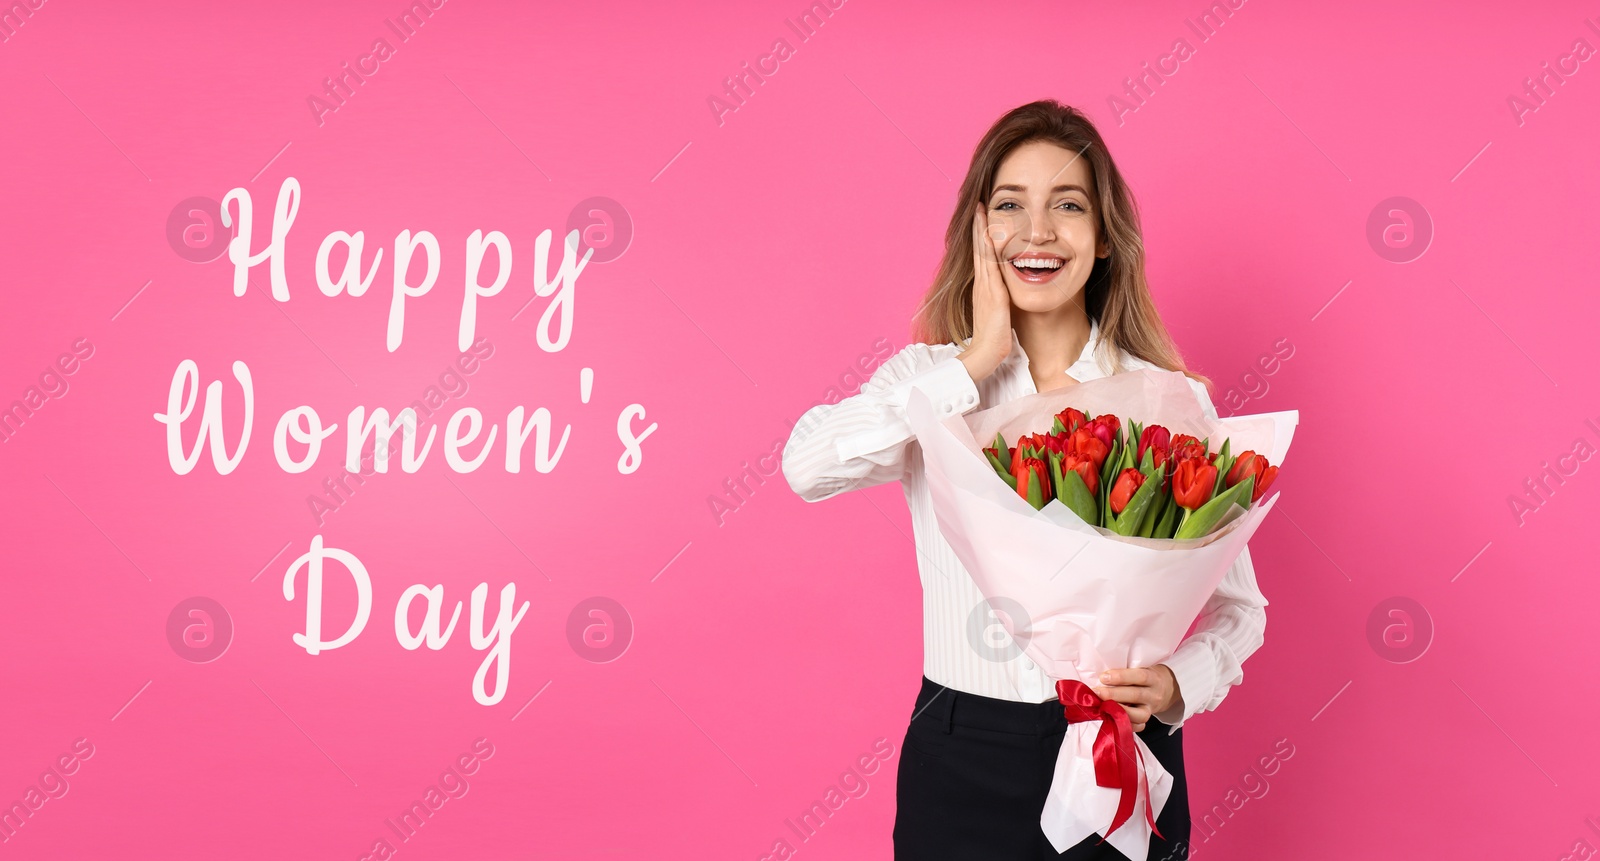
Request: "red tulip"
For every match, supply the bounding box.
[1255,464,1278,501]
[1170,434,1207,464]
[1225,451,1258,487]
[1086,415,1119,449]
[1061,451,1099,496]
[1056,408,1089,435]
[1069,427,1110,470]
[1150,445,1169,473]
[1156,447,1180,490]
[1225,451,1278,502]
[1137,424,1171,465]
[1108,468,1144,515]
[1015,456,1051,508]
[1171,458,1218,510]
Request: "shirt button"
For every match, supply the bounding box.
[1023,658,1035,671]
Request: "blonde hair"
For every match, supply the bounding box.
[912,99,1209,390]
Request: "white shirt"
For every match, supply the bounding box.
[781,320,1269,733]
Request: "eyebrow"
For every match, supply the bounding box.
[990,183,1091,196]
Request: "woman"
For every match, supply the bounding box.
[780,100,1267,860]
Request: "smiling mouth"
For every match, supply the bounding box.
[1009,256,1066,283]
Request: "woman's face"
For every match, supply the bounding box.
[984,139,1108,313]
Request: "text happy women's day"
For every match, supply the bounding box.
[155,177,661,706]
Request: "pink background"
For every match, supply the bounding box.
[2,0,1598,857]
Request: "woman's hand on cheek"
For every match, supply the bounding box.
[1093,665,1181,733]
[960,204,1012,383]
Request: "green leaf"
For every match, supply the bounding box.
[985,448,1017,489]
[1232,474,1256,510]
[1153,490,1181,538]
[1051,416,1066,435]
[1109,470,1162,536]
[1024,469,1047,510]
[993,433,1011,471]
[1212,453,1234,498]
[1140,490,1167,537]
[1099,461,1114,526]
[1099,437,1121,493]
[1057,466,1099,526]
[1174,481,1249,539]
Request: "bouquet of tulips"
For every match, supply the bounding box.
[982,407,1279,540]
[904,368,1298,860]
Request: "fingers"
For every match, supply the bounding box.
[973,223,1008,312]
[967,203,1012,368]
[971,205,997,267]
[1100,667,1153,688]
[1094,685,1155,707]
[971,209,1002,311]
[1095,670,1155,730]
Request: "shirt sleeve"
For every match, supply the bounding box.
[1153,546,1269,732]
[1153,373,1271,734]
[782,344,981,503]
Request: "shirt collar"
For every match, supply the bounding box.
[996,318,1108,381]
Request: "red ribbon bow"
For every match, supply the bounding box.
[1056,678,1162,843]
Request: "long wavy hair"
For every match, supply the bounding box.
[912,99,1208,389]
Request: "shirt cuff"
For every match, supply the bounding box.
[893,354,981,418]
[835,356,980,461]
[1154,638,1218,734]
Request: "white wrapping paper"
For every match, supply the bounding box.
[904,369,1298,859]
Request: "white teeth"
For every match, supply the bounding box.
[1012,258,1063,270]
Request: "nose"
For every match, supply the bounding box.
[1024,205,1056,247]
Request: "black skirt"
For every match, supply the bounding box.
[893,676,1190,861]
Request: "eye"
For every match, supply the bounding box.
[1058,200,1085,212]
[992,201,1020,211]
